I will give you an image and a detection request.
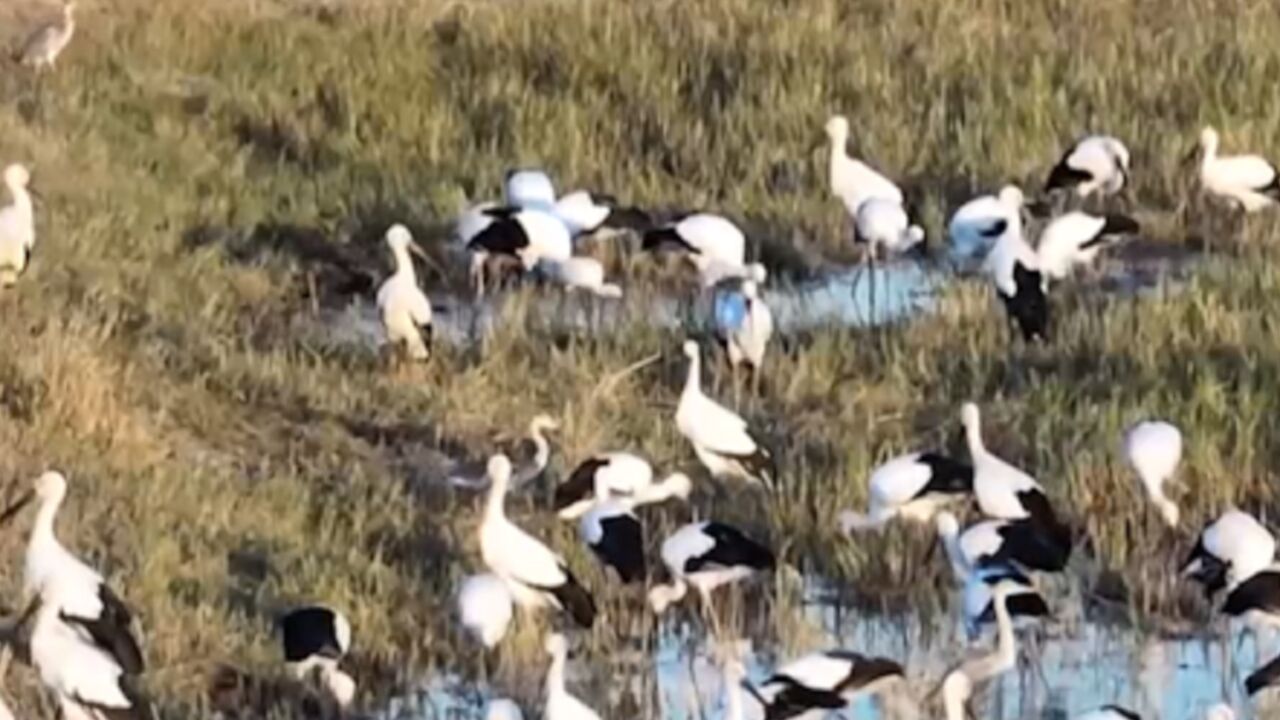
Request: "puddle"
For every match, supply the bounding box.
[385,573,1264,720]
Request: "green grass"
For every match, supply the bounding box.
[1,0,1280,716]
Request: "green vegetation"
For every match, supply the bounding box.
[0,0,1279,716]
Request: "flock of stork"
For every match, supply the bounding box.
[4,5,1280,718]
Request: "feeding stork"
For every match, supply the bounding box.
[1181,510,1275,598]
[577,472,692,583]
[676,340,775,487]
[1035,211,1140,281]
[466,207,572,293]
[479,455,596,627]
[0,471,145,674]
[1045,135,1131,198]
[1123,420,1183,528]
[0,164,36,289]
[749,649,904,719]
[838,451,973,532]
[376,224,434,362]
[555,452,661,520]
[649,521,774,618]
[280,605,355,707]
[982,221,1049,342]
[456,573,515,649]
[642,213,748,286]
[854,197,925,259]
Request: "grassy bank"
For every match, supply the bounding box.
[1,0,1279,716]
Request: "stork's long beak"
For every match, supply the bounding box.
[407,241,430,262]
[0,491,34,527]
[1179,145,1200,170]
[26,186,44,204]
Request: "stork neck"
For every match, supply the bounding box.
[529,427,550,471]
[7,185,31,219]
[683,352,702,397]
[545,648,567,697]
[484,473,509,521]
[392,245,417,284]
[989,592,1017,676]
[30,494,62,554]
[938,527,968,581]
[964,422,986,459]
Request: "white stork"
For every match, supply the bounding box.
[479,455,596,627]
[1045,135,1131,197]
[947,185,1024,268]
[456,573,514,649]
[1035,211,1140,281]
[982,221,1049,342]
[280,605,355,706]
[543,634,602,720]
[940,578,1024,720]
[0,164,36,288]
[578,472,692,583]
[825,115,903,217]
[642,213,747,285]
[30,600,153,720]
[1181,510,1275,597]
[676,340,775,487]
[376,224,434,362]
[649,521,774,614]
[1123,420,1183,528]
[839,451,974,532]
[749,649,904,718]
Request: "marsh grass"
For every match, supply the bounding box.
[1,0,1280,716]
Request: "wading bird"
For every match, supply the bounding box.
[1045,135,1131,198]
[479,455,596,627]
[1035,211,1140,281]
[281,605,355,707]
[457,573,515,649]
[555,452,661,520]
[940,579,1024,720]
[947,185,1025,269]
[543,634,602,720]
[376,224,434,362]
[750,649,905,719]
[839,452,974,533]
[936,512,1071,576]
[825,115,903,218]
[15,2,76,71]
[960,404,1071,569]
[854,197,925,259]
[578,472,692,583]
[649,521,774,617]
[712,264,773,395]
[676,340,775,487]
[642,213,747,285]
[1197,127,1279,213]
[1182,510,1276,598]
[983,221,1049,342]
[0,164,36,289]
[1123,420,1183,528]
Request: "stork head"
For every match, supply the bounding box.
[825,115,850,142]
[997,185,1024,209]
[960,403,981,432]
[486,455,512,487]
[323,667,356,708]
[1199,126,1220,154]
[935,511,960,539]
[0,471,66,527]
[529,414,560,435]
[385,224,428,263]
[544,632,568,658]
[682,339,700,360]
[3,165,30,190]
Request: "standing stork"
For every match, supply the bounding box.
[676,340,775,487]
[479,455,596,627]
[825,115,903,218]
[712,264,773,399]
[982,222,1049,342]
[1045,135,1131,198]
[280,605,356,707]
[15,3,76,71]
[0,164,36,289]
[456,573,514,649]
[0,472,145,674]
[376,224,434,362]
[960,403,1071,569]
[1197,127,1280,213]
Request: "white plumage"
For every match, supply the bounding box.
[826,115,903,217]
[457,573,515,649]
[1045,135,1131,197]
[983,220,1050,342]
[642,213,747,284]
[486,698,525,720]
[947,185,1024,268]
[1182,510,1276,593]
[478,455,596,627]
[649,520,774,613]
[555,452,656,520]
[467,207,573,272]
[1035,212,1139,280]
[1123,420,1183,527]
[961,403,1045,521]
[713,265,773,374]
[577,473,691,583]
[543,634,602,720]
[753,649,904,716]
[854,197,925,257]
[540,256,622,298]
[0,472,145,677]
[1198,127,1280,212]
[0,164,36,288]
[839,452,973,532]
[505,169,557,210]
[675,340,774,486]
[940,579,1023,720]
[30,601,149,720]
[376,225,433,361]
